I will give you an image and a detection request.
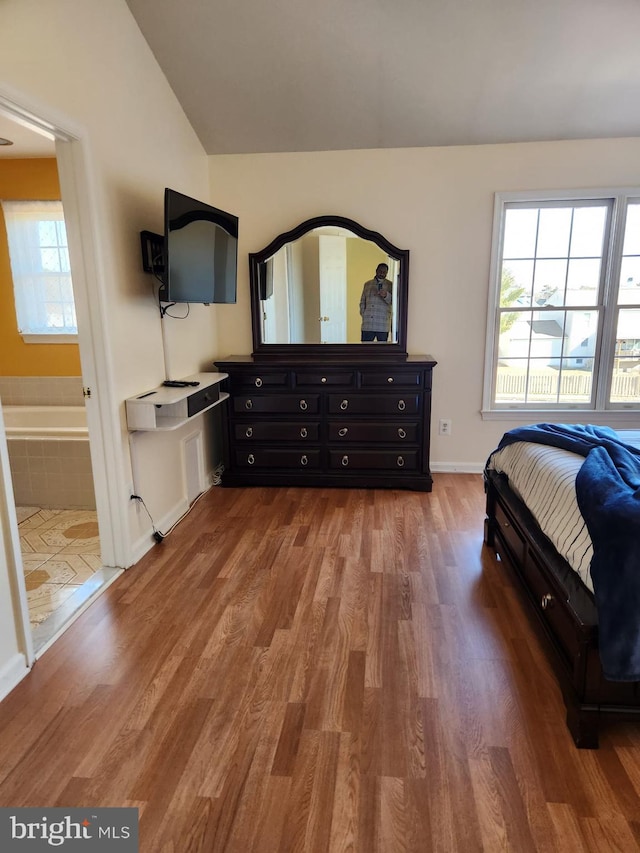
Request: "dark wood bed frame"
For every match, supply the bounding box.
[484,468,640,748]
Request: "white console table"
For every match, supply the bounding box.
[125,372,228,431]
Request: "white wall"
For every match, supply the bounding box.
[208,139,640,469]
[0,0,219,688]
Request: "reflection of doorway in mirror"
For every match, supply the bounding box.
[388,256,400,343]
[318,236,347,343]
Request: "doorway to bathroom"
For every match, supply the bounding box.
[0,101,122,656]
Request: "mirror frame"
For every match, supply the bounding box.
[249,215,409,359]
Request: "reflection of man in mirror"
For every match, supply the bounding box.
[359,263,392,341]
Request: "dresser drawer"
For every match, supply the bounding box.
[234,422,319,441]
[328,421,419,443]
[328,394,420,415]
[359,371,422,388]
[233,394,320,414]
[329,450,418,471]
[234,448,322,469]
[294,371,356,387]
[234,371,289,389]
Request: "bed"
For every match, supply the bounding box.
[483,425,640,748]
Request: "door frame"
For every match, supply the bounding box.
[0,91,129,661]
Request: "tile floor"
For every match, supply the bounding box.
[16,506,102,628]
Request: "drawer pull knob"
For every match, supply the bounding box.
[541,593,554,610]
[245,399,253,410]
[341,455,349,467]
[321,377,327,383]
[398,428,406,439]
[397,456,405,468]
[299,399,308,411]
[398,400,406,411]
[340,399,349,410]
[301,454,308,466]
[255,377,263,387]
[503,520,510,528]
[247,453,255,465]
[300,427,308,438]
[387,377,394,383]
[245,427,253,437]
[338,427,348,437]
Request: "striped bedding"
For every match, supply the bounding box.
[487,442,594,590]
[487,430,640,595]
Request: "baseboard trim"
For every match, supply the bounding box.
[0,652,30,703]
[431,463,485,474]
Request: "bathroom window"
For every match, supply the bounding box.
[1,200,77,340]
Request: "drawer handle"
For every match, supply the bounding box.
[398,399,406,411]
[299,399,308,411]
[301,454,308,466]
[397,456,405,468]
[502,520,510,528]
[321,377,327,383]
[387,377,394,383]
[541,593,554,610]
[245,427,253,438]
[245,399,253,410]
[247,453,255,465]
[338,427,348,437]
[398,428,406,439]
[300,427,308,438]
[341,455,349,467]
[254,377,263,387]
[340,399,349,410]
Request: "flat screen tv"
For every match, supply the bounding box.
[159,188,238,304]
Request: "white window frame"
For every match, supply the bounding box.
[482,188,640,420]
[1,199,78,342]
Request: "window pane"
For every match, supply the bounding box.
[495,360,529,404]
[536,207,571,258]
[566,258,600,306]
[498,310,532,359]
[501,261,533,306]
[558,359,594,405]
[503,208,538,259]
[569,206,608,258]
[41,247,62,272]
[532,259,567,305]
[622,203,640,256]
[526,359,560,404]
[38,220,58,246]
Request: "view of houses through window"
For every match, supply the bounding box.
[490,194,640,409]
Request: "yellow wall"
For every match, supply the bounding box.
[0,158,81,377]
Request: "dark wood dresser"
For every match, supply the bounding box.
[214,354,436,491]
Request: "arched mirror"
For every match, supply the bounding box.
[250,216,409,358]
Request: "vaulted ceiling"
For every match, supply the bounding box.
[124,0,640,155]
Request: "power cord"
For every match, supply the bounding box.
[130,494,165,542]
[130,468,223,543]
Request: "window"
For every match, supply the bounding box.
[483,190,640,413]
[1,200,77,339]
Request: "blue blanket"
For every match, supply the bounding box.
[490,424,640,681]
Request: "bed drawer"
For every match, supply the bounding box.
[494,500,525,566]
[522,550,581,664]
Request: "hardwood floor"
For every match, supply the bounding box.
[1,474,640,851]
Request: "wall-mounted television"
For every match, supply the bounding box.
[151,188,238,304]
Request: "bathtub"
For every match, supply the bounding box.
[3,405,88,438]
[3,405,95,509]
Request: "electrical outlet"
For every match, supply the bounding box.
[439,418,452,436]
